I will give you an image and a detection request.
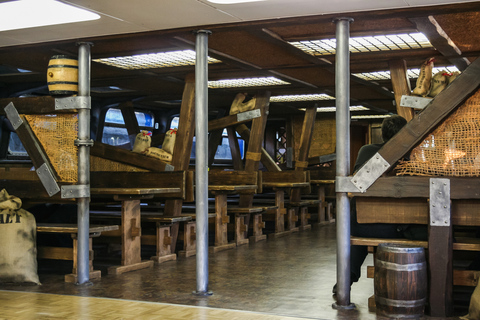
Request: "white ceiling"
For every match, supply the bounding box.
[0,0,477,48]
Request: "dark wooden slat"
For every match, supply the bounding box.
[209,113,262,132]
[428,224,454,317]
[91,141,170,172]
[227,127,243,170]
[119,101,139,148]
[379,57,480,166]
[0,96,75,115]
[354,176,480,199]
[236,124,280,172]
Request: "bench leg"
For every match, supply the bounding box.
[67,237,101,283]
[210,193,236,253]
[179,221,196,257]
[234,214,249,246]
[267,190,293,239]
[250,213,266,242]
[286,208,299,232]
[298,207,311,231]
[151,224,177,264]
[108,199,154,275]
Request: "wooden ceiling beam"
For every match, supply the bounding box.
[409,16,470,71]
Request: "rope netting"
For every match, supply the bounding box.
[25,114,78,183]
[396,90,480,177]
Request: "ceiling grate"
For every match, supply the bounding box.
[289,32,432,56]
[353,66,460,81]
[208,77,290,88]
[93,50,221,70]
[270,93,334,102]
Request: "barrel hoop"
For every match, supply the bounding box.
[378,245,425,253]
[376,296,426,308]
[48,64,78,69]
[48,81,78,85]
[376,260,426,271]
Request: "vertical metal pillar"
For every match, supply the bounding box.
[76,42,93,285]
[194,30,212,295]
[333,18,355,309]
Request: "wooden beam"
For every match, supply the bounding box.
[354,176,480,200]
[0,96,75,115]
[389,59,414,121]
[227,127,243,170]
[119,101,139,148]
[409,16,470,71]
[163,74,196,252]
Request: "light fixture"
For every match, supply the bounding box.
[352,114,391,119]
[270,93,334,102]
[94,50,221,70]
[353,66,460,81]
[208,77,290,89]
[290,33,432,56]
[299,106,369,112]
[0,0,100,32]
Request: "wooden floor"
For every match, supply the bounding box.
[0,223,471,319]
[0,291,316,320]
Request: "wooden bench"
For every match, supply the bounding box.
[36,223,119,283]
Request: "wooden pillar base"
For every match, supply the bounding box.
[209,242,236,254]
[249,234,267,242]
[267,230,293,239]
[65,270,101,283]
[151,254,177,264]
[108,260,154,275]
[178,250,196,258]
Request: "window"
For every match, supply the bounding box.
[102,108,154,146]
[170,117,244,160]
[7,132,28,158]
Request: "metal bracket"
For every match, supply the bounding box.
[350,152,390,193]
[400,95,432,110]
[36,163,60,196]
[336,176,361,193]
[74,139,94,147]
[286,147,293,168]
[236,109,261,122]
[55,96,91,110]
[4,102,23,130]
[165,163,174,171]
[429,178,451,227]
[61,185,90,199]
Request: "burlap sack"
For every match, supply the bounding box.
[0,189,40,284]
[428,70,449,97]
[162,129,177,155]
[412,58,434,97]
[132,131,151,153]
[461,281,480,320]
[229,93,256,115]
[144,147,173,163]
[448,71,461,84]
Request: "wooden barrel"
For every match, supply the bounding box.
[47,55,78,96]
[374,243,427,319]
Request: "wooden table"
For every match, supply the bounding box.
[91,187,181,275]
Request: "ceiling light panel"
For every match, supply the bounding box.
[303,106,369,112]
[353,66,460,81]
[208,77,290,89]
[352,114,391,119]
[270,93,334,102]
[93,50,221,70]
[289,32,432,56]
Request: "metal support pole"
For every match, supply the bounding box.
[76,42,92,285]
[194,30,212,296]
[332,17,355,309]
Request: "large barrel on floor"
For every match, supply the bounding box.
[47,55,78,96]
[374,243,427,319]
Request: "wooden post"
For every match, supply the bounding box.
[389,59,415,122]
[164,74,196,253]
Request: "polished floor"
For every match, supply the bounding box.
[0,223,470,319]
